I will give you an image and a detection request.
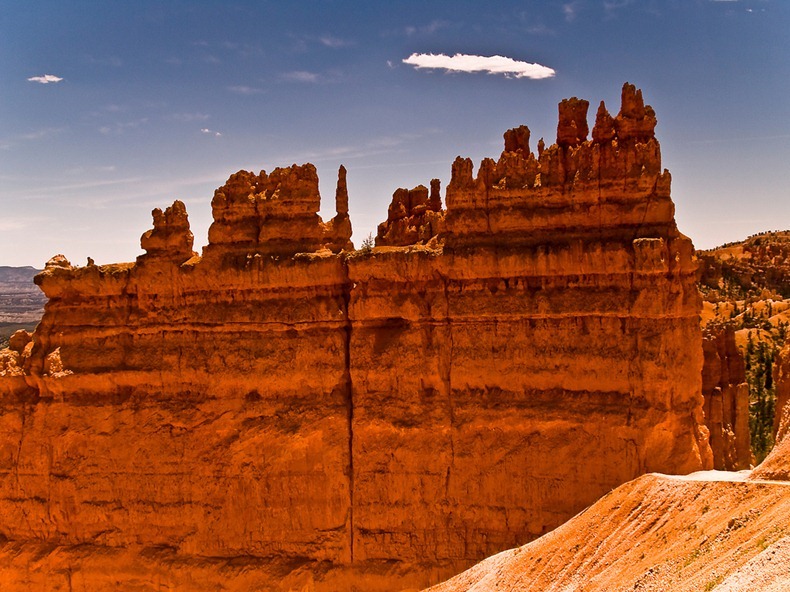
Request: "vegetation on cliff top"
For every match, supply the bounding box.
[698,230,790,463]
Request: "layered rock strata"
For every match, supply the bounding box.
[701,328,752,470]
[0,84,710,591]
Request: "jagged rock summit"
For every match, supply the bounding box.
[0,83,710,591]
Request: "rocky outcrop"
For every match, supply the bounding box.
[375,180,445,246]
[443,83,671,251]
[701,328,751,470]
[138,200,196,264]
[203,163,352,263]
[0,83,710,590]
[698,230,790,300]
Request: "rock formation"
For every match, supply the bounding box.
[701,328,751,470]
[776,343,790,441]
[429,467,790,592]
[0,83,711,590]
[138,200,196,264]
[698,230,790,300]
[375,180,445,246]
[203,163,352,263]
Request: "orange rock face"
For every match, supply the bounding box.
[0,83,710,590]
[701,328,752,470]
[429,470,790,592]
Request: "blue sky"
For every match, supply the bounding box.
[2,0,788,267]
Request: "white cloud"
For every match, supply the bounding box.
[563,2,578,21]
[402,53,555,80]
[27,74,63,84]
[201,128,222,137]
[282,70,319,83]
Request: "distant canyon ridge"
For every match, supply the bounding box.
[0,84,785,591]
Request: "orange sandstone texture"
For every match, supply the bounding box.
[428,470,790,592]
[0,84,710,590]
[701,328,752,470]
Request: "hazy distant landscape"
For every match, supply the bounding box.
[0,266,44,347]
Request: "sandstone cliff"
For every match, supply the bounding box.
[428,468,790,592]
[701,328,751,470]
[0,84,710,591]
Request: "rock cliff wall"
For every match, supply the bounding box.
[701,328,751,470]
[0,84,710,591]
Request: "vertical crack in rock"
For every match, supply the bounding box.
[440,273,455,499]
[340,266,355,564]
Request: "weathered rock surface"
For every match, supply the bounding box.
[702,328,751,470]
[776,343,790,441]
[750,344,790,481]
[203,163,352,263]
[428,470,790,592]
[376,180,445,246]
[138,200,196,264]
[0,84,710,590]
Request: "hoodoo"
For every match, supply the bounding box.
[0,84,710,591]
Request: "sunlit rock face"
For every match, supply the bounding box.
[701,327,751,470]
[0,83,710,591]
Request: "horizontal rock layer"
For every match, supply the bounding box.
[0,83,710,590]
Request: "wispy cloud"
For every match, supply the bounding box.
[526,23,556,35]
[282,70,320,83]
[98,118,148,135]
[405,20,448,36]
[201,128,222,137]
[604,0,634,16]
[0,127,64,150]
[20,127,65,141]
[319,35,353,48]
[280,128,442,164]
[27,74,63,84]
[170,112,210,122]
[563,2,580,21]
[227,85,265,95]
[402,53,555,79]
